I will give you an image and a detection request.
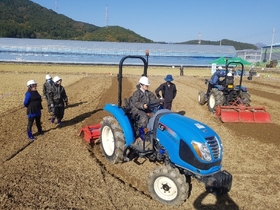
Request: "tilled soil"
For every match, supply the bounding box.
[1,70,280,210]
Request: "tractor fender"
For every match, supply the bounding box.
[103,104,134,146]
[235,85,248,92]
[214,85,224,91]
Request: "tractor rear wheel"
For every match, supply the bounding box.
[240,92,251,106]
[208,89,224,113]
[198,90,207,105]
[100,116,125,164]
[148,165,190,206]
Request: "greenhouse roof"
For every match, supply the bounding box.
[262,43,280,48]
[0,38,236,58]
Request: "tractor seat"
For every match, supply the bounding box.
[124,97,132,113]
[225,76,234,85]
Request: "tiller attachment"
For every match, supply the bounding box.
[79,124,101,143]
[216,105,272,123]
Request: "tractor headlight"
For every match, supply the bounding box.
[192,141,212,162]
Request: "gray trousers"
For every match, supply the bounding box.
[131,109,150,128]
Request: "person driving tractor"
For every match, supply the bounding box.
[130,76,162,130]
[206,66,226,98]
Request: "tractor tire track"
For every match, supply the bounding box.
[90,144,151,197]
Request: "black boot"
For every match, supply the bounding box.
[38,129,44,135]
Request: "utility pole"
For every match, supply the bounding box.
[198,32,201,44]
[55,0,58,13]
[105,5,109,27]
[268,28,275,61]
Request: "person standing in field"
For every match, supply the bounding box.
[43,74,54,113]
[155,74,177,110]
[180,65,184,76]
[23,80,43,140]
[49,76,68,125]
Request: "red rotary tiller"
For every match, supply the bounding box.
[79,124,101,144]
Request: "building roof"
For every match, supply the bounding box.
[0,38,236,58]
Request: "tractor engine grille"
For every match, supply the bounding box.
[205,136,221,159]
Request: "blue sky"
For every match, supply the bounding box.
[31,0,279,45]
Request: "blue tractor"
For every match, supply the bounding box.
[100,54,232,205]
[198,61,271,123]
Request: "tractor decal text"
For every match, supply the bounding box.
[194,123,207,133]
[159,123,179,144]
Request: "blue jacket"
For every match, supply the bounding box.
[24,91,42,118]
[210,70,225,85]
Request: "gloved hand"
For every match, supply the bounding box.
[50,104,54,107]
[43,95,46,98]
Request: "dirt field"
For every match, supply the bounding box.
[0,63,280,210]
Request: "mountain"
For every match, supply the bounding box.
[254,43,266,49]
[0,0,152,43]
[181,39,258,50]
[0,0,258,49]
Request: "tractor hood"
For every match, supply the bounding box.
[156,113,223,175]
[159,113,218,142]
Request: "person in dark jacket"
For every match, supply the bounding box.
[130,76,162,130]
[155,74,177,110]
[206,66,226,98]
[23,80,43,140]
[180,65,184,76]
[43,74,54,113]
[49,76,68,125]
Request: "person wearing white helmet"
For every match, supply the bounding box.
[130,76,162,132]
[48,76,68,125]
[23,79,43,140]
[43,74,54,113]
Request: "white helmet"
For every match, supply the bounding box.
[53,76,62,83]
[27,80,37,87]
[218,66,223,70]
[227,72,232,76]
[45,74,52,80]
[138,76,150,86]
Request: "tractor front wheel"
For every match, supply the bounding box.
[148,165,190,206]
[198,90,207,105]
[208,89,224,113]
[100,116,125,164]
